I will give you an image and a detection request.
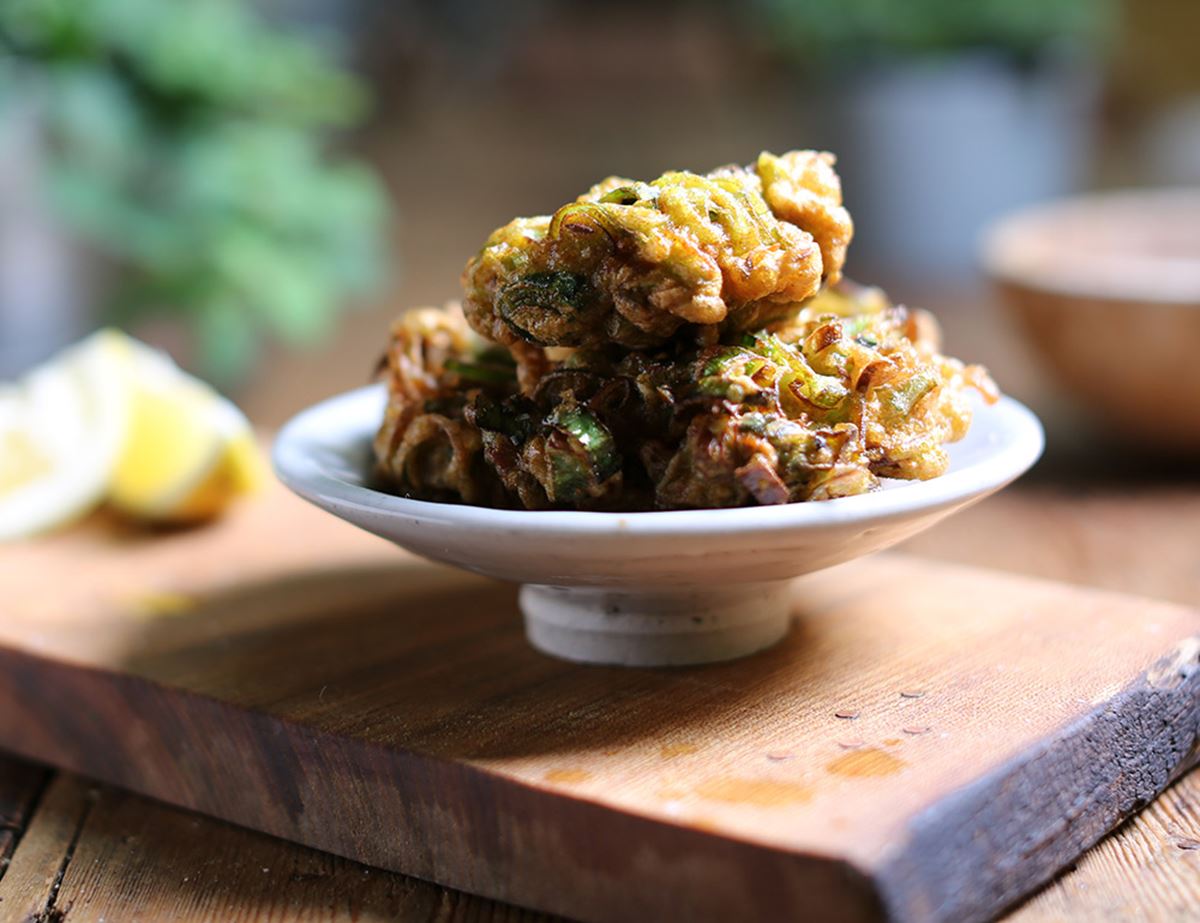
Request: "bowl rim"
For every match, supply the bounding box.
[273,384,1044,538]
[981,187,1200,305]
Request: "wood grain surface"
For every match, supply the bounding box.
[0,762,559,923]
[901,486,1200,608]
[0,754,47,894]
[1013,768,1200,922]
[0,484,1198,922]
[4,754,1197,923]
[0,768,94,922]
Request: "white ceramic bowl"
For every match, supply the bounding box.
[274,385,1043,667]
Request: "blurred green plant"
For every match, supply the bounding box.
[751,0,1116,69]
[0,0,388,382]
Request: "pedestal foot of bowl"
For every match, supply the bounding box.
[519,581,793,667]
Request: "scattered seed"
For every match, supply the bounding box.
[765,751,794,762]
[903,725,931,736]
[834,710,860,720]
[837,738,865,750]
[1173,836,1200,851]
[900,690,925,699]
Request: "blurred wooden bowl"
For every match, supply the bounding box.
[983,189,1200,452]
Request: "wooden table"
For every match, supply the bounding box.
[2,486,1198,922]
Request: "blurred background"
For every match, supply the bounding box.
[3,0,1199,468]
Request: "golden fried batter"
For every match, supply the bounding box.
[756,151,853,286]
[373,306,510,506]
[462,150,852,351]
[374,286,997,511]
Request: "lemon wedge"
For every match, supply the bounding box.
[106,335,264,523]
[0,329,263,540]
[0,331,128,540]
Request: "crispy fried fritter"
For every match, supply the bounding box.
[374,286,996,511]
[377,149,992,511]
[756,151,852,287]
[462,151,852,351]
[373,305,515,506]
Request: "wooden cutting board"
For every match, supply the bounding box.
[1,482,1198,923]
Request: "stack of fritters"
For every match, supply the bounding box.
[374,151,996,511]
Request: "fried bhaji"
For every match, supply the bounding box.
[375,150,995,511]
[462,151,852,351]
[373,287,997,511]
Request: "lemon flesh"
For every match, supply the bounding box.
[107,338,263,523]
[163,429,262,522]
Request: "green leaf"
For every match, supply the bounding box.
[2,0,391,383]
